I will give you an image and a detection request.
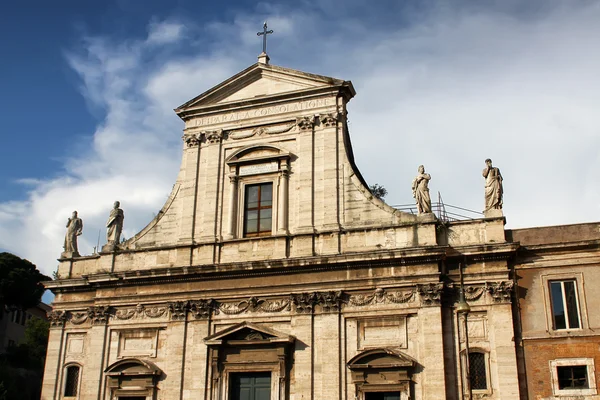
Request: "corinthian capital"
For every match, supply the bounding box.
[296,116,315,131]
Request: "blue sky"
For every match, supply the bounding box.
[1,1,599,299]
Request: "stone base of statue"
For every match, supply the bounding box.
[101,243,119,253]
[484,208,503,218]
[417,212,436,222]
[60,251,80,259]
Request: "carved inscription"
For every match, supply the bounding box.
[193,98,334,127]
[239,162,278,176]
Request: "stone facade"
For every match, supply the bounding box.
[42,59,597,400]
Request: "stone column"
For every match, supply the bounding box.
[278,162,289,235]
[225,174,238,239]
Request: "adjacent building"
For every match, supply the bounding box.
[42,54,599,400]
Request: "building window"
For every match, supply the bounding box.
[469,352,487,390]
[550,358,597,396]
[557,365,588,389]
[229,372,271,400]
[549,280,581,330]
[243,183,273,237]
[64,365,81,397]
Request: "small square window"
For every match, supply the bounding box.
[557,365,588,389]
[550,358,597,396]
[549,280,581,330]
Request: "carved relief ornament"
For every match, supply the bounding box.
[296,116,315,131]
[417,283,445,306]
[47,310,67,328]
[348,287,415,306]
[228,122,296,140]
[168,301,188,321]
[183,133,201,147]
[87,306,111,325]
[204,129,223,144]
[486,281,514,303]
[320,113,339,127]
[218,297,291,315]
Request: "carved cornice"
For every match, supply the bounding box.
[486,281,514,303]
[417,283,445,306]
[296,116,315,131]
[348,287,415,306]
[320,113,339,127]
[47,310,67,328]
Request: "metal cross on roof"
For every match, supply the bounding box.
[256,21,273,54]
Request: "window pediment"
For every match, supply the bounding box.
[226,144,291,166]
[204,321,295,346]
[104,358,162,376]
[348,348,417,370]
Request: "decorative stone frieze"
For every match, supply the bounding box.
[296,116,315,131]
[47,310,67,328]
[204,129,223,144]
[168,301,188,321]
[87,306,111,325]
[417,283,445,306]
[320,113,339,127]
[70,311,89,325]
[464,285,486,301]
[486,281,514,303]
[348,287,415,306]
[113,304,168,320]
[183,133,201,147]
[189,299,216,319]
[228,122,296,140]
[218,297,291,315]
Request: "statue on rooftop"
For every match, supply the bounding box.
[412,165,432,214]
[106,201,124,247]
[482,158,503,212]
[63,211,83,257]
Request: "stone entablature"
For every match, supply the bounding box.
[48,280,515,329]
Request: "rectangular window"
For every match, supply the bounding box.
[229,372,271,400]
[243,183,273,237]
[64,365,80,396]
[557,365,589,389]
[469,352,488,390]
[549,280,581,330]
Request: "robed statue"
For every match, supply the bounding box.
[63,211,83,256]
[482,159,503,211]
[106,201,124,246]
[412,165,432,214]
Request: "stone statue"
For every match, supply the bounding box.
[482,159,503,212]
[106,201,124,246]
[63,211,83,257]
[412,165,432,214]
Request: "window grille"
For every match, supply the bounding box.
[64,365,80,396]
[469,352,487,390]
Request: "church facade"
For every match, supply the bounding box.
[42,56,598,400]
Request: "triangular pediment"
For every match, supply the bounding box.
[204,321,294,345]
[176,63,354,113]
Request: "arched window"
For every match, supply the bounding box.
[64,364,81,397]
[469,352,487,390]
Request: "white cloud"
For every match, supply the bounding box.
[1,2,599,279]
[146,21,185,45]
